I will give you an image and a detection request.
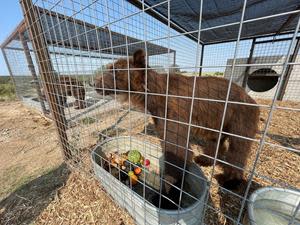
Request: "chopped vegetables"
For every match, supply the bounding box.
[144,159,150,167]
[129,174,138,185]
[106,150,152,187]
[128,150,141,164]
[134,167,142,175]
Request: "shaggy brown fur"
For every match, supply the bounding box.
[41,76,86,110]
[94,49,260,205]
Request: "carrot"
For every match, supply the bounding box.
[134,167,142,175]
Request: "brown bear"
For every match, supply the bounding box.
[94,49,260,207]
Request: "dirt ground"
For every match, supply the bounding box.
[202,99,300,224]
[0,99,299,225]
[0,101,134,225]
[0,101,62,198]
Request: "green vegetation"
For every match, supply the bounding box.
[81,116,97,125]
[213,71,224,76]
[0,76,16,101]
[202,71,224,76]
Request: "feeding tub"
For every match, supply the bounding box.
[244,187,300,225]
[91,136,207,225]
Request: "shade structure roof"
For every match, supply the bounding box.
[1,7,174,57]
[128,0,300,45]
[38,7,174,56]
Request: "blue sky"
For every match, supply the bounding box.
[0,1,23,75]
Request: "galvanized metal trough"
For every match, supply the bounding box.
[91,136,207,225]
[244,187,300,225]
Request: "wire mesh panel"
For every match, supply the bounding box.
[3,46,34,98]
[1,26,50,115]
[224,35,300,101]
[17,0,300,224]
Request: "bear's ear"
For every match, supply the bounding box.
[133,49,146,68]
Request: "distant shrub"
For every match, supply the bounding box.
[214,71,223,76]
[0,77,16,101]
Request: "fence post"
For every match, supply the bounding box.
[242,38,256,88]
[198,45,204,76]
[20,0,71,160]
[19,31,49,116]
[277,38,300,100]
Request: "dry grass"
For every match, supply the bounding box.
[34,171,135,225]
[0,164,70,225]
[62,98,300,225]
[0,99,299,225]
[62,98,299,225]
[0,101,135,225]
[202,98,300,224]
[0,101,62,199]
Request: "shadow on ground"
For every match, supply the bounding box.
[203,179,263,225]
[218,180,262,225]
[267,133,300,152]
[0,163,70,225]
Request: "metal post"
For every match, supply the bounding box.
[242,38,256,88]
[19,32,48,115]
[1,48,17,98]
[198,44,204,76]
[277,38,300,100]
[20,0,71,160]
[173,51,176,67]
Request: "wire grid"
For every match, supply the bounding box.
[1,39,50,112]
[223,34,300,101]
[12,0,300,224]
[3,47,33,98]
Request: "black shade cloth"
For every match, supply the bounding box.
[130,0,300,45]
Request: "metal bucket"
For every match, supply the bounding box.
[91,136,207,225]
[244,187,300,225]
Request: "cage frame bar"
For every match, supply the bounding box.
[19,31,48,115]
[278,37,300,100]
[242,37,256,88]
[1,0,299,224]
[20,0,71,160]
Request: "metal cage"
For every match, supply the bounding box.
[2,0,300,224]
